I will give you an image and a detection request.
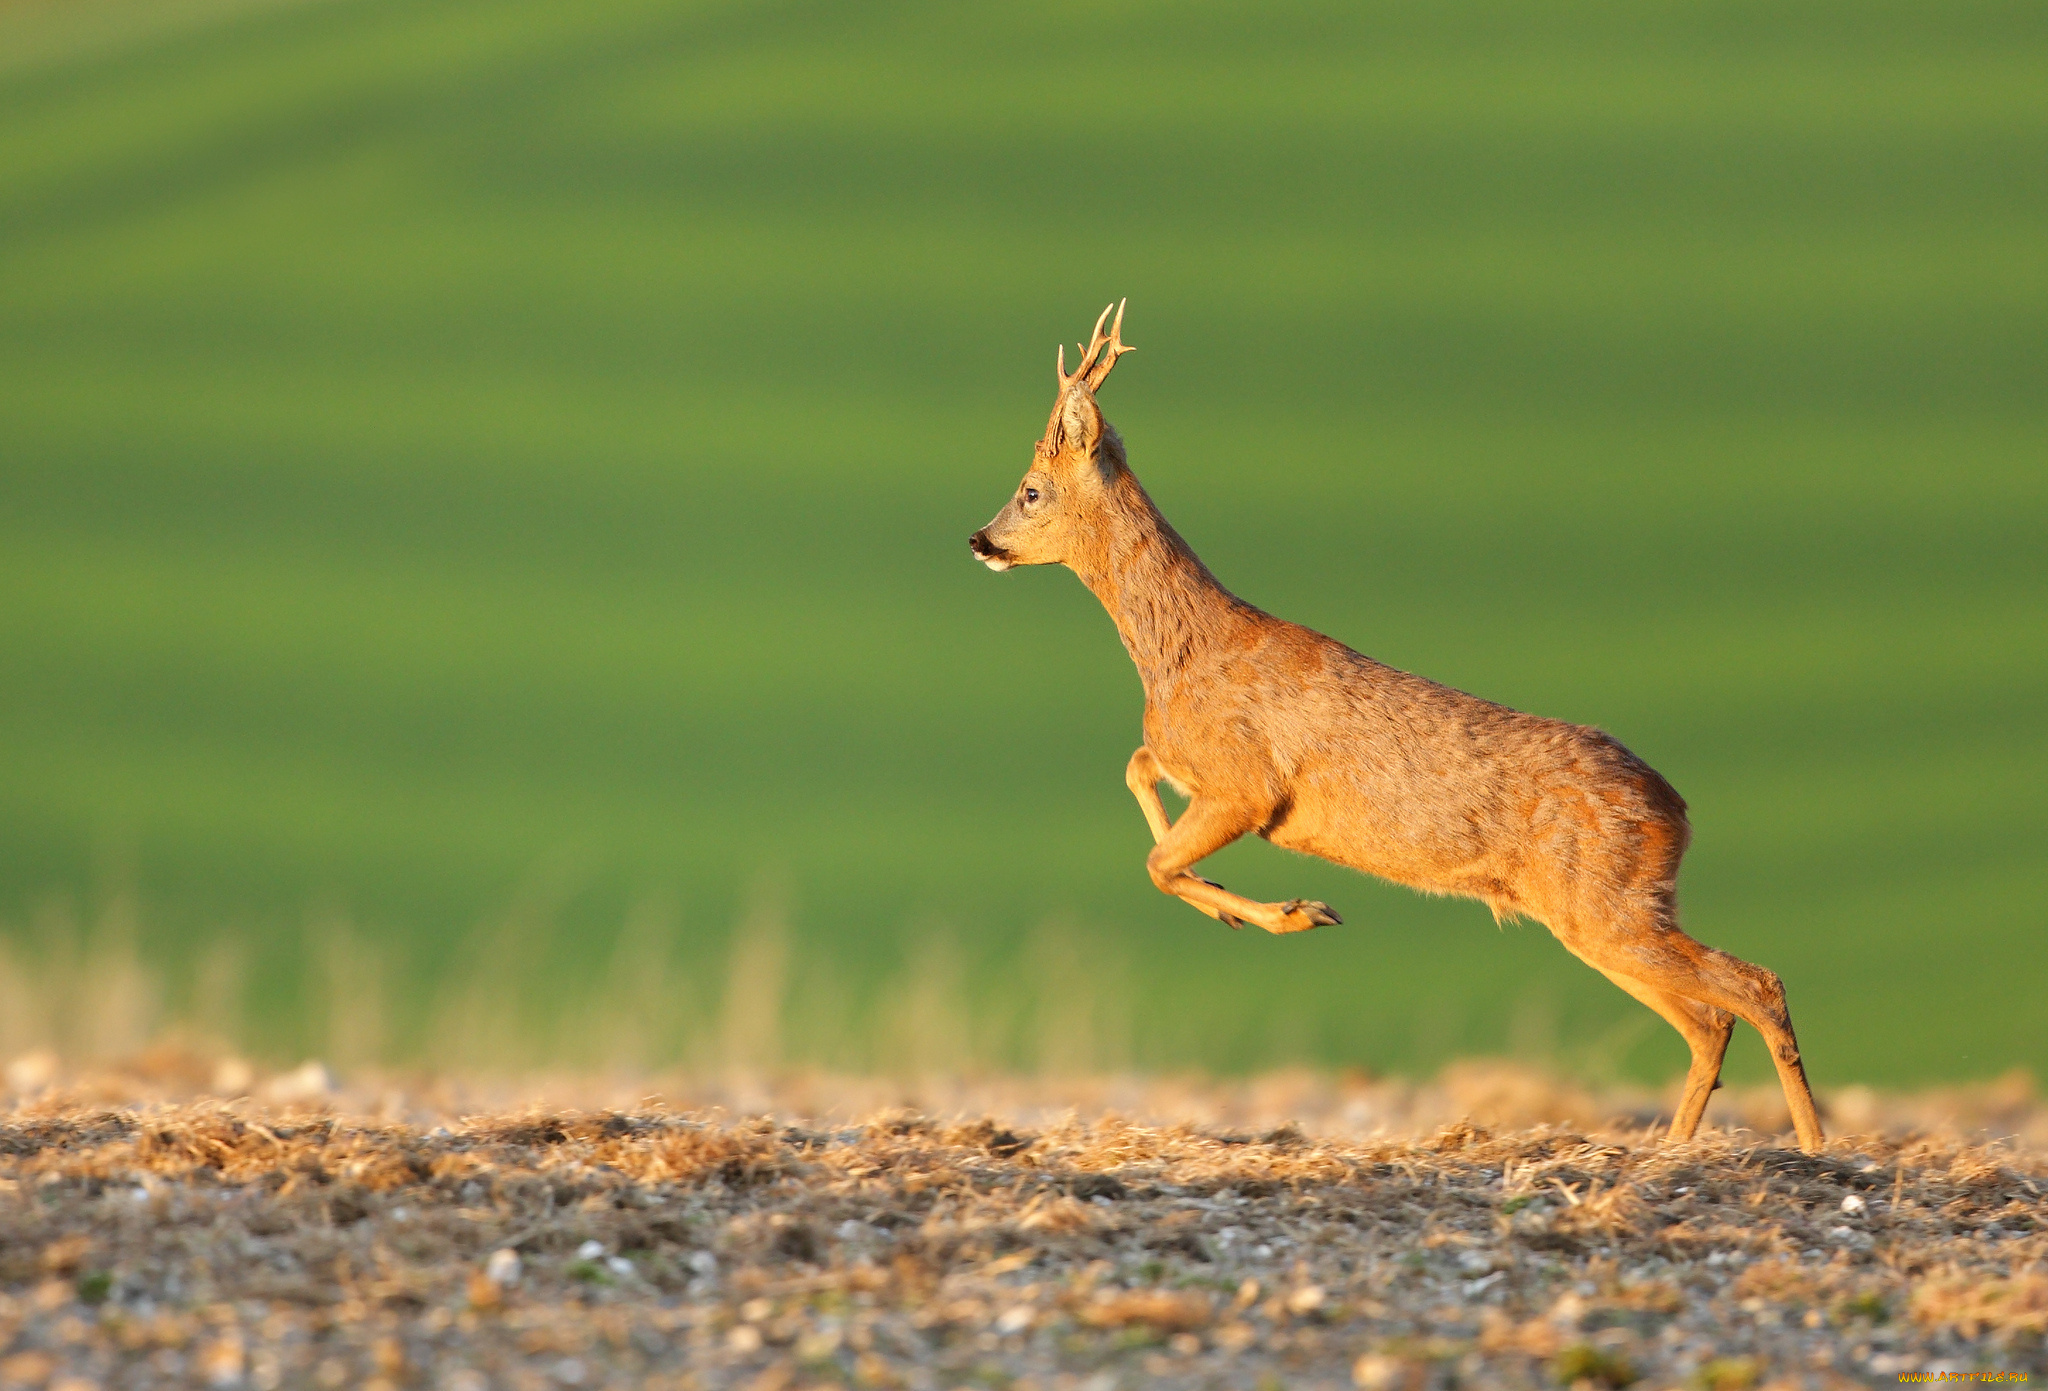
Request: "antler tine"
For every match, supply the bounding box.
[1058,329,1100,390]
[1056,301,1133,393]
[1058,340,1093,391]
[1086,301,1114,350]
[1081,297,1134,392]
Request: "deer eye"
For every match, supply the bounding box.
[1023,487,1039,504]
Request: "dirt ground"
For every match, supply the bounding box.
[0,1059,2042,1390]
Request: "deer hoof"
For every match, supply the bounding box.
[1281,899,1342,928]
[1219,911,1245,930]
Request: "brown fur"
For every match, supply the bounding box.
[969,303,1825,1153]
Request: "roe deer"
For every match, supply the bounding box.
[968,302,1825,1153]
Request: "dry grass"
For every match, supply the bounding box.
[0,1056,2042,1390]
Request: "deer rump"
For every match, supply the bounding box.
[969,301,1827,1154]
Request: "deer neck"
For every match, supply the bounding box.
[1069,476,1247,693]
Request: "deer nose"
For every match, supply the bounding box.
[968,530,991,556]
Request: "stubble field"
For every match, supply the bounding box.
[0,1062,2042,1390]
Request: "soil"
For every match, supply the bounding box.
[0,1069,2042,1390]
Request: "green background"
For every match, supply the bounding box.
[2,0,2043,1084]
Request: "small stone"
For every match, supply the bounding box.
[1286,1284,1326,1315]
[198,1331,244,1388]
[5,1050,57,1094]
[795,1328,843,1361]
[1353,1352,1403,1389]
[727,1325,763,1354]
[484,1249,522,1288]
[1213,1321,1257,1353]
[210,1058,254,1096]
[262,1061,336,1103]
[1840,1193,1867,1215]
[575,1240,605,1262]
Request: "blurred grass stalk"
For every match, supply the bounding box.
[0,891,1139,1081]
[4,890,2041,1147]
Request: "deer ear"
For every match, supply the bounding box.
[1058,387,1101,456]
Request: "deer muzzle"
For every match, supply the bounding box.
[967,530,1013,572]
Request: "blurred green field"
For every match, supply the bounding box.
[2,0,2044,1085]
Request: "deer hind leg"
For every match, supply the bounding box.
[1560,915,1825,1153]
[1128,764,1340,934]
[1674,947,1826,1154]
[1593,967,1733,1143]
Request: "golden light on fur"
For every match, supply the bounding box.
[971,303,1828,1153]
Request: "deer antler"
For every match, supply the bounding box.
[1055,299,1134,394]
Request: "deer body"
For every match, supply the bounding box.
[971,304,1825,1153]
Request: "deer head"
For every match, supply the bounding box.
[969,300,1134,572]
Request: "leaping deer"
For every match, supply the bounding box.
[969,302,1825,1153]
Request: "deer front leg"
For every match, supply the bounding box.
[1127,746,1236,902]
[1139,782,1342,934]
[1124,747,1175,844]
